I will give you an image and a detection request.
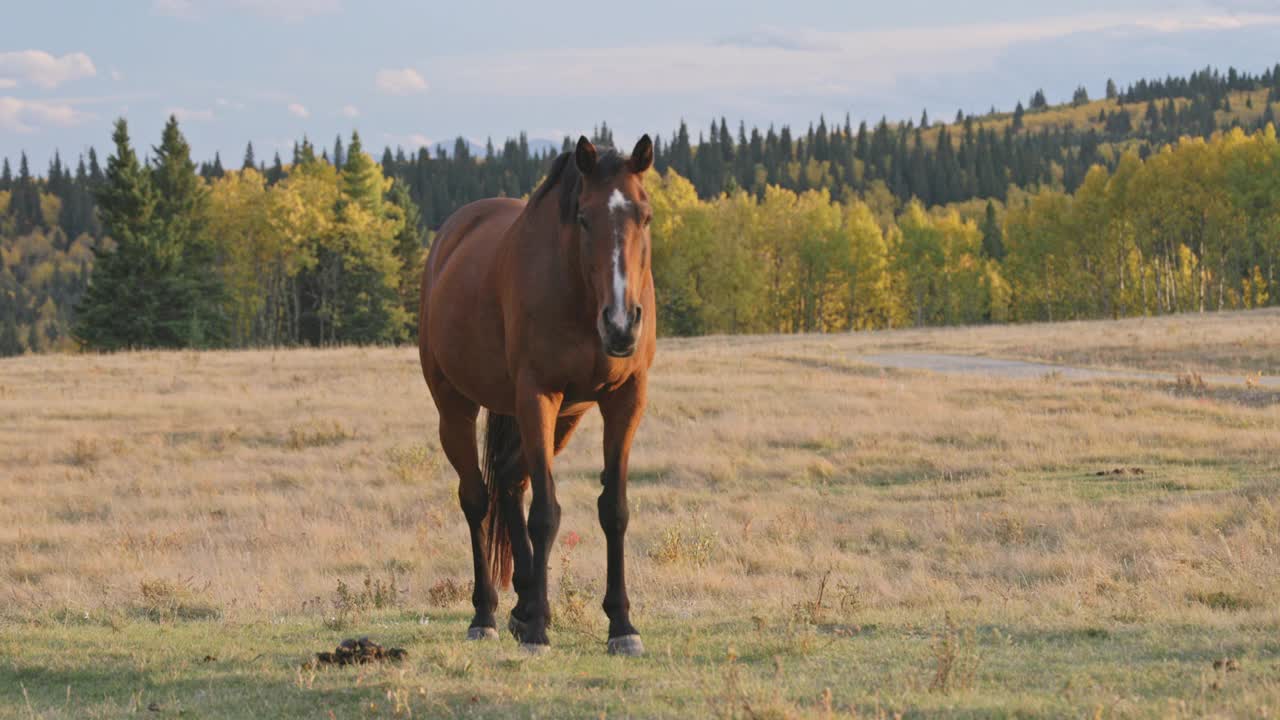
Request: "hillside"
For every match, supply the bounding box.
[2,313,1277,717]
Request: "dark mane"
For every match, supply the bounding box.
[529,148,627,225]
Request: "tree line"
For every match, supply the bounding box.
[2,63,1280,355]
[645,125,1278,336]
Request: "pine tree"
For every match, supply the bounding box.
[389,182,425,340]
[152,114,229,347]
[342,132,384,213]
[75,118,193,350]
[333,134,345,168]
[1145,100,1161,128]
[0,315,23,357]
[980,200,1004,259]
[93,120,156,240]
[266,153,285,184]
[1106,78,1118,100]
[242,142,256,171]
[12,152,43,233]
[87,147,103,187]
[152,116,205,236]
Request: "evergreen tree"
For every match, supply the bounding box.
[1106,78,1118,100]
[152,114,229,346]
[266,153,285,184]
[242,142,256,171]
[333,134,345,168]
[389,182,425,340]
[980,200,1004,259]
[0,315,23,357]
[341,132,384,213]
[93,120,156,240]
[12,152,43,233]
[75,118,195,350]
[87,147,103,187]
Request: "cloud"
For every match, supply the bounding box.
[152,0,196,17]
[423,10,1280,104]
[110,69,124,82]
[376,68,428,95]
[341,104,359,118]
[1209,0,1280,12]
[216,97,246,110]
[287,102,309,118]
[167,106,214,122]
[0,50,97,89]
[233,0,339,20]
[152,0,339,21]
[383,133,433,150]
[0,96,91,133]
[716,26,839,52]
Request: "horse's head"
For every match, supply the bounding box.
[572,134,653,358]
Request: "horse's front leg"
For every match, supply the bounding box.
[510,377,562,651]
[597,375,646,656]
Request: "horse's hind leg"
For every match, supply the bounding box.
[430,378,499,640]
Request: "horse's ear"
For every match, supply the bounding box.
[575,136,597,176]
[629,134,653,174]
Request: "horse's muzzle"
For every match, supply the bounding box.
[601,305,642,357]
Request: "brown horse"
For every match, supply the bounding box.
[418,135,656,655]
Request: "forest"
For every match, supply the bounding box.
[2,64,1279,355]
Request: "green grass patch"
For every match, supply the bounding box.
[3,613,1278,718]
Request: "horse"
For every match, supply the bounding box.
[417,135,656,655]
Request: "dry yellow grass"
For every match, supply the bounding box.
[817,306,1280,376]
[1,310,1278,717]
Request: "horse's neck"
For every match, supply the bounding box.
[507,201,592,325]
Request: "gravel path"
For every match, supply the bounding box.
[858,352,1280,388]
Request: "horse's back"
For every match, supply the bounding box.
[424,198,524,286]
[419,197,526,412]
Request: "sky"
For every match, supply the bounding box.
[4,0,1280,169]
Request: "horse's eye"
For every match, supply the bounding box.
[577,213,588,229]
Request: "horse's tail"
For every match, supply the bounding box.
[482,412,522,590]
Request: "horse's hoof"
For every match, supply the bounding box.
[519,642,550,655]
[508,613,529,641]
[466,626,499,641]
[607,634,645,657]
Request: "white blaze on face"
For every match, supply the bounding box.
[607,189,632,329]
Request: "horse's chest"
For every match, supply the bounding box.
[559,358,635,405]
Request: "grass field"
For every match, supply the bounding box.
[2,310,1278,718]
